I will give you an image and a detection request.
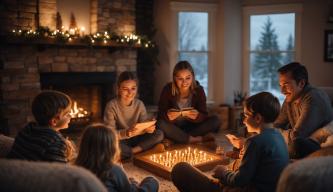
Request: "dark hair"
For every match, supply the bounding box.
[32,90,72,126]
[116,71,138,96]
[244,92,280,123]
[172,60,197,96]
[278,62,309,85]
[75,123,120,181]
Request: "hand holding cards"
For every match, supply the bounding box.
[168,107,194,116]
[127,120,156,137]
[134,119,157,134]
[225,134,245,149]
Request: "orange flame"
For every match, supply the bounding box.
[70,101,89,118]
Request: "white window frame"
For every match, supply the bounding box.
[242,4,302,92]
[170,2,217,101]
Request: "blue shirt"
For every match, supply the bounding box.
[220,128,289,192]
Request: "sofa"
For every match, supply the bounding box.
[0,134,107,192]
[320,87,333,107]
[308,87,333,148]
[277,156,333,192]
[0,134,14,158]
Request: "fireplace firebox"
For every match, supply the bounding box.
[40,72,116,130]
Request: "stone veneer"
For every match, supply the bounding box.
[91,0,135,34]
[0,0,135,34]
[0,0,137,136]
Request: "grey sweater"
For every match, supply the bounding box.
[274,85,333,139]
[103,98,148,139]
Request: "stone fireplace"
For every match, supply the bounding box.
[1,44,136,136]
[0,0,154,136]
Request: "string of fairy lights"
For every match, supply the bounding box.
[10,26,154,48]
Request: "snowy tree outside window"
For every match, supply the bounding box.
[250,13,295,102]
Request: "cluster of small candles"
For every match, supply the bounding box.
[148,147,218,169]
[10,27,154,48]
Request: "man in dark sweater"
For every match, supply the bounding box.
[171,92,289,192]
[8,90,74,163]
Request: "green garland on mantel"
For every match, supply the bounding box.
[7,26,155,48]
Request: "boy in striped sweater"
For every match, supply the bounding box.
[8,90,75,163]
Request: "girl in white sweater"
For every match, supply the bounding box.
[104,71,164,160]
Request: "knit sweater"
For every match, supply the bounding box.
[103,98,148,139]
[7,122,67,163]
[274,85,333,139]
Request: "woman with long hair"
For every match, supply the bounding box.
[157,61,221,144]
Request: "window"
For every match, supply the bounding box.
[243,4,302,101]
[171,2,216,99]
[178,12,208,94]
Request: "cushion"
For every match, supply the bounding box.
[307,146,333,157]
[320,87,333,106]
[0,134,14,157]
[309,120,333,146]
[0,159,107,192]
[277,156,333,192]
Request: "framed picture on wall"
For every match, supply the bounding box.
[324,30,333,62]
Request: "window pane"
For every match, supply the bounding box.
[250,13,295,51]
[179,52,208,94]
[249,13,295,102]
[178,12,208,51]
[249,52,295,101]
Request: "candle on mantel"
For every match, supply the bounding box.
[80,26,85,36]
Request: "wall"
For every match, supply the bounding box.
[0,0,57,33]
[301,0,333,86]
[135,0,156,104]
[57,0,91,33]
[153,0,173,102]
[93,0,135,34]
[218,0,242,104]
[154,0,333,106]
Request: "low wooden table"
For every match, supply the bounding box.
[133,144,229,180]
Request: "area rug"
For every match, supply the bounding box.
[123,162,178,191]
[123,132,234,191]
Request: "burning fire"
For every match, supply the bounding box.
[70,101,89,118]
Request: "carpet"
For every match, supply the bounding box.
[123,162,178,192]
